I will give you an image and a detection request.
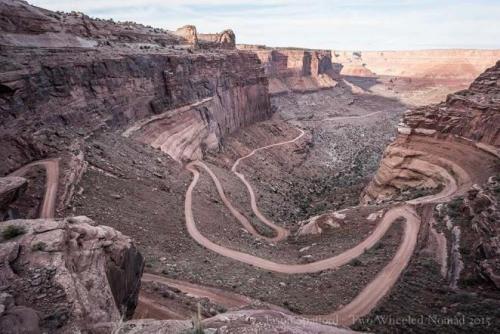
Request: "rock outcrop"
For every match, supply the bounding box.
[402,61,500,148]
[173,25,236,49]
[95,309,358,334]
[363,61,500,203]
[0,0,184,47]
[198,29,236,49]
[462,181,500,289]
[0,216,144,333]
[334,49,500,80]
[0,177,27,219]
[172,25,198,47]
[238,45,340,95]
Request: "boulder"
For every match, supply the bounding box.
[0,216,144,333]
[0,177,27,219]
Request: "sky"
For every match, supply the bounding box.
[29,0,500,50]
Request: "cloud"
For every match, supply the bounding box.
[28,0,500,50]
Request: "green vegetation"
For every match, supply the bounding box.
[349,258,363,267]
[2,225,26,240]
[32,241,47,251]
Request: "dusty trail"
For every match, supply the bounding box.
[135,295,189,320]
[186,172,419,274]
[7,125,465,326]
[230,128,306,240]
[301,110,383,122]
[9,158,60,219]
[183,124,467,325]
[142,273,254,309]
[191,160,281,242]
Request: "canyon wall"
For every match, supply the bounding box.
[238,44,340,95]
[335,49,500,80]
[0,0,271,171]
[363,61,500,203]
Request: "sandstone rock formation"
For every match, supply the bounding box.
[198,29,236,49]
[363,61,500,203]
[121,51,271,161]
[0,177,27,219]
[0,0,271,168]
[0,216,144,333]
[238,45,340,95]
[173,25,236,49]
[403,61,500,148]
[334,49,500,80]
[463,181,500,289]
[173,25,198,47]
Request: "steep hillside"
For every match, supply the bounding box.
[353,61,500,333]
[364,61,500,203]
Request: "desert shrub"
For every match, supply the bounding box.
[32,242,47,251]
[350,258,363,267]
[2,225,26,240]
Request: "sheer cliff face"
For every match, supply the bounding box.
[238,45,339,95]
[0,1,271,170]
[403,62,500,147]
[121,51,271,161]
[363,61,500,203]
[401,61,500,147]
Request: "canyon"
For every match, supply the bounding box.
[0,1,499,333]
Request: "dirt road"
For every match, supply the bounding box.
[230,128,306,241]
[184,128,466,325]
[7,139,462,326]
[301,110,384,122]
[9,158,60,219]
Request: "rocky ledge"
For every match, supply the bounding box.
[0,216,144,333]
[401,60,500,148]
[363,61,500,203]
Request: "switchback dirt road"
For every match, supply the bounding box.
[9,126,464,326]
[9,158,60,219]
[183,124,466,325]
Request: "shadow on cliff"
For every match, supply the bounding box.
[343,75,381,91]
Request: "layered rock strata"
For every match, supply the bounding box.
[0,216,144,333]
[363,61,500,203]
[0,0,271,169]
[238,45,339,95]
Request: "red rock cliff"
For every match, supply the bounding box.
[0,0,271,170]
[238,45,340,95]
[363,61,500,203]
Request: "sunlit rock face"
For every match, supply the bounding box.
[238,44,340,95]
